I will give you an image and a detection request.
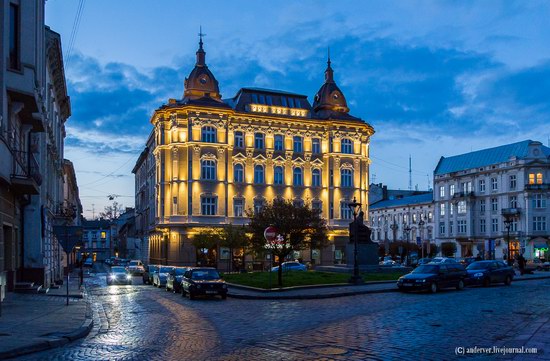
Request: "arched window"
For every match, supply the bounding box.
[274,166,284,185]
[341,168,353,187]
[254,133,265,150]
[341,201,353,219]
[234,131,244,148]
[293,167,303,186]
[254,165,264,184]
[312,138,321,154]
[293,136,303,153]
[274,134,284,151]
[201,126,217,143]
[312,168,321,187]
[341,138,353,154]
[201,159,216,180]
[234,164,244,183]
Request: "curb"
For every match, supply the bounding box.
[228,287,398,300]
[0,287,94,360]
[227,279,397,293]
[513,275,550,282]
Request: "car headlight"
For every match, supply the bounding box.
[474,272,484,277]
[397,278,403,283]
[110,275,116,280]
[416,279,426,283]
[126,275,132,280]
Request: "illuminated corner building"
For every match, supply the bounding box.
[135,36,374,267]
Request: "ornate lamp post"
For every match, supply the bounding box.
[503,216,513,266]
[404,224,412,265]
[348,197,363,285]
[390,222,398,256]
[418,219,425,259]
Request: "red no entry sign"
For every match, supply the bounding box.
[264,226,277,242]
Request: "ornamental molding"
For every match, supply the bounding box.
[192,116,202,127]
[273,155,286,164]
[334,157,341,167]
[193,145,201,155]
[266,150,274,159]
[354,158,360,167]
[201,152,217,161]
[341,161,354,169]
[246,148,254,158]
[217,148,225,155]
[285,151,293,161]
[171,147,179,157]
[304,153,312,162]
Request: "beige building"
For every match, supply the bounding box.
[136,38,374,267]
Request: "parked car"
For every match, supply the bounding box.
[143,265,159,285]
[380,260,396,266]
[528,258,550,271]
[83,258,93,267]
[466,261,514,286]
[153,266,175,287]
[104,258,113,266]
[181,268,227,300]
[397,263,468,293]
[107,266,132,285]
[127,260,145,275]
[271,261,307,272]
[429,257,459,264]
[460,257,478,267]
[417,258,432,266]
[166,267,190,293]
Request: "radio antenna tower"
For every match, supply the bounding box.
[408,155,412,191]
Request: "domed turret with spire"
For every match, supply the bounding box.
[312,49,352,119]
[183,28,222,101]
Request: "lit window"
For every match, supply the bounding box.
[100,232,106,239]
[234,131,244,148]
[274,166,284,185]
[201,159,216,180]
[201,126,217,143]
[254,165,264,184]
[234,164,244,183]
[341,202,353,219]
[233,199,244,217]
[450,184,455,196]
[201,196,217,216]
[312,138,321,154]
[341,169,353,187]
[274,134,284,151]
[293,136,303,153]
[440,204,446,216]
[254,133,264,150]
[293,167,303,186]
[536,172,543,184]
[439,186,445,198]
[341,138,353,154]
[312,168,321,187]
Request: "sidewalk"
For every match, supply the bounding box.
[227,271,550,300]
[0,271,93,360]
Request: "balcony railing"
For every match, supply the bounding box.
[525,183,550,191]
[501,208,521,217]
[452,191,475,199]
[10,150,42,194]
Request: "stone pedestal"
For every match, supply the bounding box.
[346,243,379,266]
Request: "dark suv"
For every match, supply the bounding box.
[397,263,468,293]
[181,268,228,300]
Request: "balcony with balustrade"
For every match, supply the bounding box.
[10,150,42,194]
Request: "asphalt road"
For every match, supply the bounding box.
[18,271,550,361]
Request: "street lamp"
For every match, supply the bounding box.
[348,197,363,285]
[418,219,425,259]
[404,224,412,265]
[390,222,398,256]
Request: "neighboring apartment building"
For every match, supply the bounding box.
[434,140,550,261]
[82,219,113,262]
[369,192,434,255]
[135,37,374,267]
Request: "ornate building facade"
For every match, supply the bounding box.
[137,37,374,267]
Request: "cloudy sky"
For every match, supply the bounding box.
[45,0,550,218]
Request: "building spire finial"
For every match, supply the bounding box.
[327,46,331,67]
[198,26,206,50]
[325,47,334,83]
[196,26,206,66]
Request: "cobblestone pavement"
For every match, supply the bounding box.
[17,274,550,361]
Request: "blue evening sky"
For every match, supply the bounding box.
[45,1,550,218]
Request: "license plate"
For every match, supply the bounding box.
[205,290,218,294]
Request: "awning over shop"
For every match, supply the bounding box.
[534,244,548,249]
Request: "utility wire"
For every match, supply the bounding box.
[64,0,86,69]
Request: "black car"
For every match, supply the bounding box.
[466,261,514,286]
[181,268,228,300]
[397,263,467,293]
[166,267,189,293]
[143,265,159,285]
[107,266,132,285]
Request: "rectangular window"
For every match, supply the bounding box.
[439,222,445,235]
[480,219,486,233]
[480,199,486,213]
[274,135,284,151]
[457,201,467,214]
[450,203,454,216]
[457,220,467,233]
[491,177,498,191]
[100,231,106,239]
[509,196,517,209]
[254,133,264,149]
[329,169,334,187]
[329,202,334,219]
[491,198,498,211]
[234,132,244,148]
[509,175,517,190]
[439,186,445,198]
[450,184,455,196]
[533,194,547,208]
[440,203,446,216]
[449,221,453,234]
[533,216,546,231]
[9,4,20,70]
[201,197,217,216]
[253,199,264,215]
[312,138,321,154]
[293,136,303,153]
[491,218,499,232]
[312,201,322,214]
[341,203,353,219]
[537,173,543,184]
[479,179,485,193]
[233,199,243,217]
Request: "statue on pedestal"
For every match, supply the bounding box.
[349,211,373,244]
